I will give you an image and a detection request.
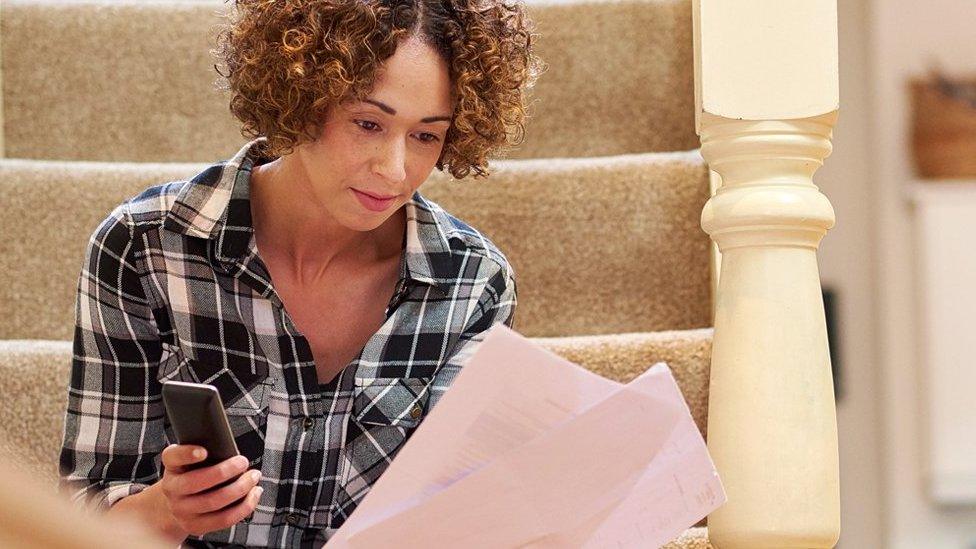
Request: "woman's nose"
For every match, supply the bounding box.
[372,139,407,183]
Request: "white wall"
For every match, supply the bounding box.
[869,0,976,547]
[817,0,976,545]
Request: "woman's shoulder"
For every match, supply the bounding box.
[82,178,204,282]
[411,191,515,279]
[106,179,191,230]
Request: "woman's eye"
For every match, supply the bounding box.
[355,120,439,144]
[355,120,380,132]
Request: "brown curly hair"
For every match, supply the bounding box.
[212,0,547,179]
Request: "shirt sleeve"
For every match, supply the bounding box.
[59,208,167,510]
[428,261,517,412]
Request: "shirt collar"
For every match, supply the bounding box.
[403,191,462,294]
[163,137,460,294]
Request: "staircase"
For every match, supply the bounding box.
[0,0,841,547]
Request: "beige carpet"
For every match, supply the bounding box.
[1,0,697,162]
[0,159,202,340]
[0,151,711,340]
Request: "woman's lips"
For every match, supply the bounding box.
[352,188,397,212]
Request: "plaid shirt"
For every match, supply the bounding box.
[59,137,517,548]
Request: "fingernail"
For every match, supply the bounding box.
[255,487,264,499]
[251,470,262,482]
[235,455,250,468]
[193,448,206,459]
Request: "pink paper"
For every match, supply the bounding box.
[325,325,725,549]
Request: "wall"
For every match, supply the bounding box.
[870,0,976,546]
[814,0,883,546]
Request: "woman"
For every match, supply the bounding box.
[58,0,544,546]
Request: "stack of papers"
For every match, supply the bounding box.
[325,325,725,548]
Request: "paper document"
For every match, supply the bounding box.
[325,325,725,548]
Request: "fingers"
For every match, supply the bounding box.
[182,485,263,537]
[182,469,263,515]
[160,443,208,475]
[157,446,264,538]
[167,454,250,497]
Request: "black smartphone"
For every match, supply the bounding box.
[161,380,240,470]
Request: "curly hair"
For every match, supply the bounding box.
[212,0,547,179]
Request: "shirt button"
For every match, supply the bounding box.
[303,416,314,430]
[410,404,423,419]
[286,513,301,526]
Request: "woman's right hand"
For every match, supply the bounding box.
[157,444,263,538]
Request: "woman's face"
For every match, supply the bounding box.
[294,36,454,232]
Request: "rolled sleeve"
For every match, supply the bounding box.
[58,208,167,511]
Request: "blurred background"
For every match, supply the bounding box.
[816,0,976,547]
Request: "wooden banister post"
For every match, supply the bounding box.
[693,1,841,547]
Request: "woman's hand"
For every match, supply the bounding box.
[156,444,263,538]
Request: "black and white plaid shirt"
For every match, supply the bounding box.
[59,137,517,548]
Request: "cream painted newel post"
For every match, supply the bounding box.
[693,1,841,547]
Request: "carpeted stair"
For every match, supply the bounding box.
[0,0,714,546]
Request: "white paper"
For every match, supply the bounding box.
[325,324,725,549]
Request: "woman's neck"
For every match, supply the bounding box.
[248,159,404,284]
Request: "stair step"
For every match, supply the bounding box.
[0,339,74,485]
[1,150,710,340]
[662,527,712,548]
[0,326,712,485]
[2,0,696,161]
[0,158,203,340]
[536,327,713,439]
[514,0,698,158]
[422,149,712,337]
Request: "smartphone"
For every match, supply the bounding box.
[161,380,240,470]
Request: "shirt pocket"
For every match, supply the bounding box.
[224,384,271,469]
[336,376,431,516]
[161,345,270,412]
[160,349,272,468]
[351,377,431,429]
